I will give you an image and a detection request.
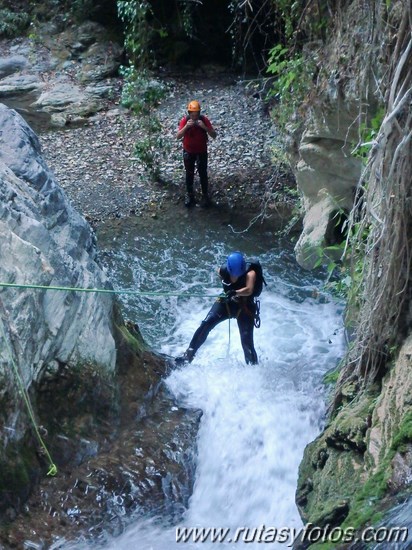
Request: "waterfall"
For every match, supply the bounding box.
[84,210,346,549]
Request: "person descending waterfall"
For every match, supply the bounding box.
[176,100,216,208]
[175,251,266,365]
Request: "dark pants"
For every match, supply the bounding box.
[183,151,209,196]
[188,299,258,364]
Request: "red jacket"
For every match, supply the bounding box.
[178,115,214,154]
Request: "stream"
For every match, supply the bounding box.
[86,206,346,548]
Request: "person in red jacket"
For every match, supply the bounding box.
[176,100,216,207]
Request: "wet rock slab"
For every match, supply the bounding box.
[0,359,201,549]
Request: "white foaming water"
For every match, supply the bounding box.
[73,215,347,550]
[99,282,345,550]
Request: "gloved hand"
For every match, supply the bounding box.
[225,289,237,301]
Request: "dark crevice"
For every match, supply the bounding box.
[325,208,349,246]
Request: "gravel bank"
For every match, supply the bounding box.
[38,73,285,226]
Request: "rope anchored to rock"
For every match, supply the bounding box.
[0,280,222,478]
[0,308,58,477]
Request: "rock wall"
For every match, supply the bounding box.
[367,335,412,489]
[293,102,363,269]
[0,102,200,540]
[296,336,412,532]
[0,102,118,510]
[0,21,123,127]
[0,103,117,375]
[291,0,386,270]
[294,0,412,538]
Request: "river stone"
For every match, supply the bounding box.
[0,73,44,96]
[77,41,123,83]
[0,22,122,125]
[31,79,104,125]
[33,81,87,109]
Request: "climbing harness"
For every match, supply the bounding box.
[236,299,261,329]
[254,299,261,328]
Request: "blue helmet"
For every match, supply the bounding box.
[227,251,246,277]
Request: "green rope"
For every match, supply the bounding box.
[0,316,57,477]
[0,281,219,298]
[0,282,223,476]
[0,281,221,477]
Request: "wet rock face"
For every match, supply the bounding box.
[0,353,202,548]
[0,104,201,543]
[296,338,412,530]
[0,103,117,376]
[0,103,117,512]
[296,393,373,527]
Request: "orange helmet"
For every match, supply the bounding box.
[187,100,201,112]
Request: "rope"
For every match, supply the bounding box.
[0,280,221,477]
[228,317,231,357]
[0,310,57,477]
[0,281,219,298]
[0,281,225,475]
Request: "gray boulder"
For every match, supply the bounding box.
[0,21,123,127]
[0,102,116,387]
[0,55,28,79]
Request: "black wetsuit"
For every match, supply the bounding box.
[187,264,258,364]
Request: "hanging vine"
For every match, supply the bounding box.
[343,3,412,386]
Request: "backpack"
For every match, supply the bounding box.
[247,259,267,297]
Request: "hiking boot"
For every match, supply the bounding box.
[185,194,196,208]
[175,348,195,365]
[199,194,211,208]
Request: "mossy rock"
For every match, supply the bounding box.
[297,394,377,526]
[392,411,412,453]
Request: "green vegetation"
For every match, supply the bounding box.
[120,67,168,182]
[117,322,146,355]
[391,411,412,453]
[323,367,340,386]
[264,0,329,132]
[0,0,119,39]
[313,242,348,296]
[341,466,389,530]
[117,1,155,69]
[304,405,412,543]
[266,45,317,131]
[115,1,172,182]
[352,107,385,163]
[0,8,30,38]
